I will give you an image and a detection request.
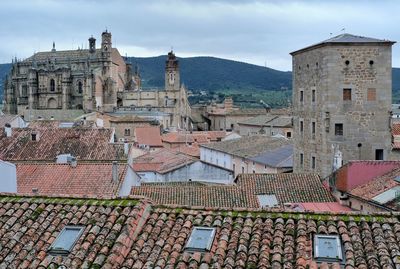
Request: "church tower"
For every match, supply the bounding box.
[165,51,180,91]
[101,30,112,52]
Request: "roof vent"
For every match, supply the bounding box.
[32,188,39,194]
[4,123,12,137]
[67,156,77,168]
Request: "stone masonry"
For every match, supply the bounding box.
[291,34,395,178]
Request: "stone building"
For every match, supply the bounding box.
[291,34,395,178]
[120,51,191,129]
[3,31,130,116]
[3,32,190,128]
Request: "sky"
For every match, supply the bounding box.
[0,0,399,71]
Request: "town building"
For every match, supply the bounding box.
[0,194,396,268]
[291,34,395,178]
[108,115,155,142]
[131,173,336,208]
[162,130,226,148]
[200,135,292,176]
[134,126,163,151]
[237,114,293,137]
[327,160,400,212]
[132,148,233,184]
[3,32,191,128]
[15,161,136,197]
[0,123,125,161]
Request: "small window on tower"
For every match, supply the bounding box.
[78,81,83,94]
[300,153,304,168]
[312,90,316,102]
[343,89,352,101]
[124,129,130,136]
[312,156,316,169]
[300,90,304,103]
[335,124,343,136]
[50,79,55,92]
[300,120,304,134]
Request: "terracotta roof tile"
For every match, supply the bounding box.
[0,195,399,267]
[17,163,127,198]
[132,148,196,173]
[393,123,400,136]
[162,131,226,144]
[0,127,124,161]
[135,126,163,147]
[131,173,335,208]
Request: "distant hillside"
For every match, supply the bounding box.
[127,56,292,91]
[1,58,400,102]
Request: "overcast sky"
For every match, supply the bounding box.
[0,0,399,71]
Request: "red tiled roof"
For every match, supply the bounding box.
[0,195,397,268]
[131,173,335,208]
[393,123,400,136]
[135,126,163,147]
[0,127,124,161]
[350,167,400,203]
[17,163,127,198]
[162,131,226,144]
[132,148,196,173]
[176,144,200,157]
[298,202,352,212]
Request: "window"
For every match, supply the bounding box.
[50,79,55,92]
[124,128,131,136]
[286,132,291,138]
[335,124,343,136]
[48,226,85,255]
[242,167,244,173]
[78,81,83,94]
[185,227,216,252]
[300,120,304,134]
[22,85,28,96]
[367,88,376,101]
[257,194,278,207]
[31,133,37,141]
[300,153,304,168]
[312,90,316,102]
[312,156,316,169]
[343,89,351,101]
[312,122,316,139]
[314,234,343,261]
[300,90,304,103]
[233,163,235,171]
[375,149,384,160]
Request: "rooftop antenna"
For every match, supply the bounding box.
[171,46,173,52]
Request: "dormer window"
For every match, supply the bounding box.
[314,234,343,263]
[185,227,216,252]
[31,133,37,141]
[48,226,85,255]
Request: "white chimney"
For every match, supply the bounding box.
[5,123,12,137]
[70,157,77,168]
[124,140,129,156]
[112,161,118,182]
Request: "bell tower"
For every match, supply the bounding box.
[89,36,96,53]
[165,50,180,91]
[101,30,112,52]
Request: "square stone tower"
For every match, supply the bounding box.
[291,34,395,178]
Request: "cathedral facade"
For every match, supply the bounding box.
[3,31,190,128]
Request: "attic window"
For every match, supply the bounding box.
[314,234,343,262]
[185,227,216,252]
[31,133,37,141]
[48,226,85,255]
[257,194,279,207]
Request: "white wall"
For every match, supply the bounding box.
[136,161,233,184]
[0,160,17,193]
[119,166,141,196]
[200,147,232,171]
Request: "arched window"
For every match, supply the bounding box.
[50,79,55,92]
[78,81,83,94]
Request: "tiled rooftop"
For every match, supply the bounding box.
[131,173,335,208]
[249,144,293,168]
[0,127,125,161]
[393,123,400,136]
[201,135,292,158]
[0,194,399,268]
[135,126,163,147]
[162,131,226,144]
[17,163,127,198]
[238,115,292,127]
[132,148,196,174]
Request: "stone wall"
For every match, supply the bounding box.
[293,44,393,178]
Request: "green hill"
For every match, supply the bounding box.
[1,56,400,103]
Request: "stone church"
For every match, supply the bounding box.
[3,31,191,128]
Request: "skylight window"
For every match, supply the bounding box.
[314,234,343,261]
[185,227,216,252]
[257,194,279,207]
[48,226,85,255]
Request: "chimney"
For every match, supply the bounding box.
[83,117,87,126]
[5,123,12,137]
[124,140,129,156]
[112,161,118,182]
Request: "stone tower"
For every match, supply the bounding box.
[291,34,395,178]
[101,31,112,52]
[165,51,180,91]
